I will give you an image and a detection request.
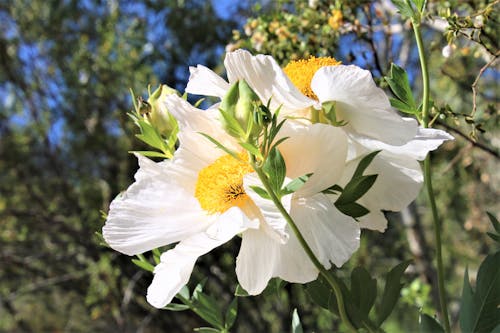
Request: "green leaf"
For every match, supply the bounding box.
[305,277,338,314]
[336,175,378,205]
[487,212,500,233]
[218,107,244,138]
[419,313,445,333]
[390,98,418,115]
[249,185,270,200]
[412,0,425,12]
[263,147,286,194]
[129,150,169,158]
[198,133,239,160]
[291,309,304,333]
[224,298,238,329]
[239,142,262,159]
[282,173,312,195]
[335,202,370,218]
[352,150,381,179]
[131,257,154,272]
[164,303,190,311]
[178,285,190,300]
[350,267,377,318]
[385,63,417,111]
[460,251,500,333]
[234,284,250,297]
[391,0,416,19]
[487,232,500,243]
[376,260,411,326]
[192,292,225,329]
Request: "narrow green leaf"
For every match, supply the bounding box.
[350,267,377,318]
[198,133,239,160]
[263,147,286,194]
[131,258,154,272]
[224,298,238,329]
[336,175,378,205]
[487,212,500,233]
[412,0,425,12]
[335,202,370,218]
[291,309,304,333]
[391,0,416,19]
[376,260,411,326]
[194,328,220,333]
[234,284,249,297]
[352,151,381,179]
[390,98,418,115]
[282,173,312,195]
[385,63,417,109]
[473,251,500,332]
[419,313,445,333]
[487,232,500,243]
[249,185,270,200]
[177,285,190,300]
[164,303,190,311]
[193,292,225,329]
[129,150,169,158]
[460,268,474,333]
[239,142,262,159]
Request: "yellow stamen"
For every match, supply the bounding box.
[283,57,341,100]
[195,153,254,214]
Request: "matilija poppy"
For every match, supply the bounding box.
[103,94,360,308]
[185,49,453,231]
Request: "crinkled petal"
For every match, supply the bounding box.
[185,65,230,98]
[236,227,317,295]
[349,127,454,161]
[224,49,315,110]
[243,173,291,244]
[291,194,360,267]
[311,65,418,145]
[278,122,348,197]
[103,155,207,256]
[147,207,250,308]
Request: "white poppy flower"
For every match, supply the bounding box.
[103,94,360,308]
[185,49,453,231]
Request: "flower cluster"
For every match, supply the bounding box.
[102,49,452,308]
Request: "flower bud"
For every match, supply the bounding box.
[147,84,178,135]
[219,80,262,141]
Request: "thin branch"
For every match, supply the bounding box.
[436,120,500,159]
[471,52,499,117]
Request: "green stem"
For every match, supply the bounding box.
[250,159,361,333]
[412,20,452,333]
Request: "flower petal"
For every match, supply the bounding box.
[349,126,454,161]
[311,65,418,145]
[278,122,348,197]
[147,207,250,308]
[103,155,208,256]
[185,65,231,98]
[236,227,317,295]
[291,193,360,267]
[224,49,315,110]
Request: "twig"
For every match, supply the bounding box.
[435,120,500,159]
[471,52,499,118]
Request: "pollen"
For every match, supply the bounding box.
[283,57,341,99]
[195,153,254,214]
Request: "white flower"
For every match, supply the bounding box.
[185,49,453,231]
[103,94,360,308]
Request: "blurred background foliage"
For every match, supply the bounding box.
[0,0,498,332]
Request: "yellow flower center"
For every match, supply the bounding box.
[195,153,254,214]
[283,57,341,100]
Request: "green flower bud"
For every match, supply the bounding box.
[147,84,178,135]
[219,80,262,140]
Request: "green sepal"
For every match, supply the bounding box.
[262,147,286,195]
[282,173,312,195]
[291,309,304,333]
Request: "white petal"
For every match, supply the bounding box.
[185,65,230,98]
[358,209,388,232]
[147,207,249,308]
[243,173,291,244]
[236,227,317,295]
[103,157,207,255]
[224,49,315,110]
[278,123,348,197]
[349,126,454,161]
[291,194,360,267]
[311,65,418,145]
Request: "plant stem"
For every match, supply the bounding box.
[412,20,452,333]
[250,159,361,333]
